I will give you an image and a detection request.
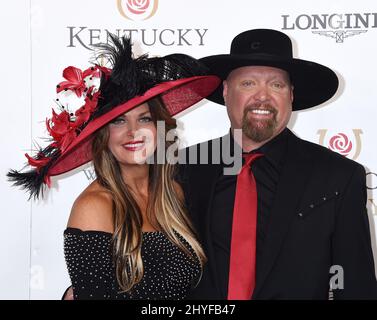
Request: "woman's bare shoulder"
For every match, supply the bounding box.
[67,180,114,233]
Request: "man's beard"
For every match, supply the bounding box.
[242,103,278,143]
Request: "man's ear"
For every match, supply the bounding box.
[290,85,294,103]
[223,80,228,103]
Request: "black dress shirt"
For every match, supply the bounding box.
[210,128,289,297]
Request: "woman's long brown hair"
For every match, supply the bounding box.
[91,97,206,292]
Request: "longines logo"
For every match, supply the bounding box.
[317,129,362,160]
[282,13,377,43]
[117,0,158,21]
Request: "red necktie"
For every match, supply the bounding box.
[227,153,263,300]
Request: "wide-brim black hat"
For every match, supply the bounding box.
[200,29,339,111]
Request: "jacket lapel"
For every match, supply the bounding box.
[253,131,314,298]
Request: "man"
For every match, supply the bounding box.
[179,29,377,299]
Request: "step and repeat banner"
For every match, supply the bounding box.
[1,0,376,299]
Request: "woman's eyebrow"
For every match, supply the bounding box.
[137,111,151,116]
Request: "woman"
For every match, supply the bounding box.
[8,35,220,299]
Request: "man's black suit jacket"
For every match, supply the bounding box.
[178,129,377,299]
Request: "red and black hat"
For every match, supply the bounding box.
[8,35,220,199]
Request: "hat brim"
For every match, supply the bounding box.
[199,54,339,111]
[48,75,220,176]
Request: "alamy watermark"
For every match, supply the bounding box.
[329,265,344,290]
[128,121,243,175]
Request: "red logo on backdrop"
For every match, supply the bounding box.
[127,0,150,14]
[117,0,158,21]
[328,133,353,157]
[317,129,363,160]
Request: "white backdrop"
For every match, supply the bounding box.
[1,0,376,299]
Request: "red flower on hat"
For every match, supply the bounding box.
[46,109,71,140]
[56,66,101,98]
[74,89,101,128]
[47,66,108,153]
[46,109,77,153]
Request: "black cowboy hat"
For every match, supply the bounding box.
[200,29,339,111]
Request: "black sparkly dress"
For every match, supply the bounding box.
[64,228,201,300]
